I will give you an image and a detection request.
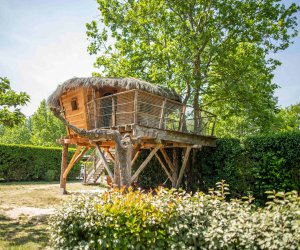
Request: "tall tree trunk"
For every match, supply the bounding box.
[193,87,200,132]
[114,138,133,188]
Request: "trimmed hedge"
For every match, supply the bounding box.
[136,132,300,204]
[49,185,300,249]
[0,144,80,181]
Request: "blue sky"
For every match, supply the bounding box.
[0,0,299,116]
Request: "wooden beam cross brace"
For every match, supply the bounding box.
[130,145,160,184]
[131,150,141,167]
[95,144,114,180]
[155,152,174,183]
[175,146,192,188]
[160,147,175,173]
[63,145,90,178]
[103,147,115,162]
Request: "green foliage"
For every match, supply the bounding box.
[31,99,66,146]
[0,77,30,127]
[0,144,80,181]
[0,119,32,145]
[0,99,66,146]
[87,0,300,137]
[183,132,300,204]
[134,132,300,204]
[244,132,300,198]
[276,102,300,132]
[49,184,300,249]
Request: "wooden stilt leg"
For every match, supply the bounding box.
[176,147,192,188]
[60,143,68,195]
[172,148,179,188]
[114,154,121,187]
[126,145,133,180]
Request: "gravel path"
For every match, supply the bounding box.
[0,204,55,220]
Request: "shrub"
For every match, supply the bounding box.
[49,182,300,249]
[134,132,300,204]
[0,144,80,181]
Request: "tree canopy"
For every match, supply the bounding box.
[277,102,300,132]
[31,99,66,146]
[86,0,299,137]
[0,77,30,127]
[0,99,66,146]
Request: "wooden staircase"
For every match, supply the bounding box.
[83,148,114,184]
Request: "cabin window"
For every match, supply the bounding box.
[71,98,78,111]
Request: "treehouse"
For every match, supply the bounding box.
[47,77,217,193]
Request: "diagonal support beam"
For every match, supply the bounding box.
[96,144,114,180]
[160,147,175,173]
[131,150,141,167]
[155,153,173,183]
[130,145,160,184]
[62,146,82,178]
[103,147,115,162]
[176,147,192,188]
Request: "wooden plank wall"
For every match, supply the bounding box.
[60,88,88,134]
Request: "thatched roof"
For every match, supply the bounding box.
[47,77,181,109]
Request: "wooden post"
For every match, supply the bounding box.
[180,105,186,132]
[114,152,121,187]
[60,143,68,195]
[93,89,97,128]
[126,144,133,180]
[134,90,138,124]
[172,148,179,188]
[176,146,192,188]
[62,146,82,179]
[112,96,116,127]
[159,99,167,129]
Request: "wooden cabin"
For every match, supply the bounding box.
[47,77,217,193]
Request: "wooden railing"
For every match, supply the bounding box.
[86,90,216,136]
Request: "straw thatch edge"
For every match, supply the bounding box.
[47,77,181,109]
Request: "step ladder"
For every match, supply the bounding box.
[83,148,114,184]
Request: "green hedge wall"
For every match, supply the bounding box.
[0,144,80,182]
[136,132,300,204]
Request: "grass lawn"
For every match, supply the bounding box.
[0,181,105,249]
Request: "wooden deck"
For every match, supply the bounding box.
[58,124,216,148]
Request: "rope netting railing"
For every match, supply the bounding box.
[87,90,216,136]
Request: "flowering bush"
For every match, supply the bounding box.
[49,182,300,249]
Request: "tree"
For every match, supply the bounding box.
[31,99,66,146]
[86,0,299,136]
[0,119,32,145]
[0,77,30,127]
[276,103,300,132]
